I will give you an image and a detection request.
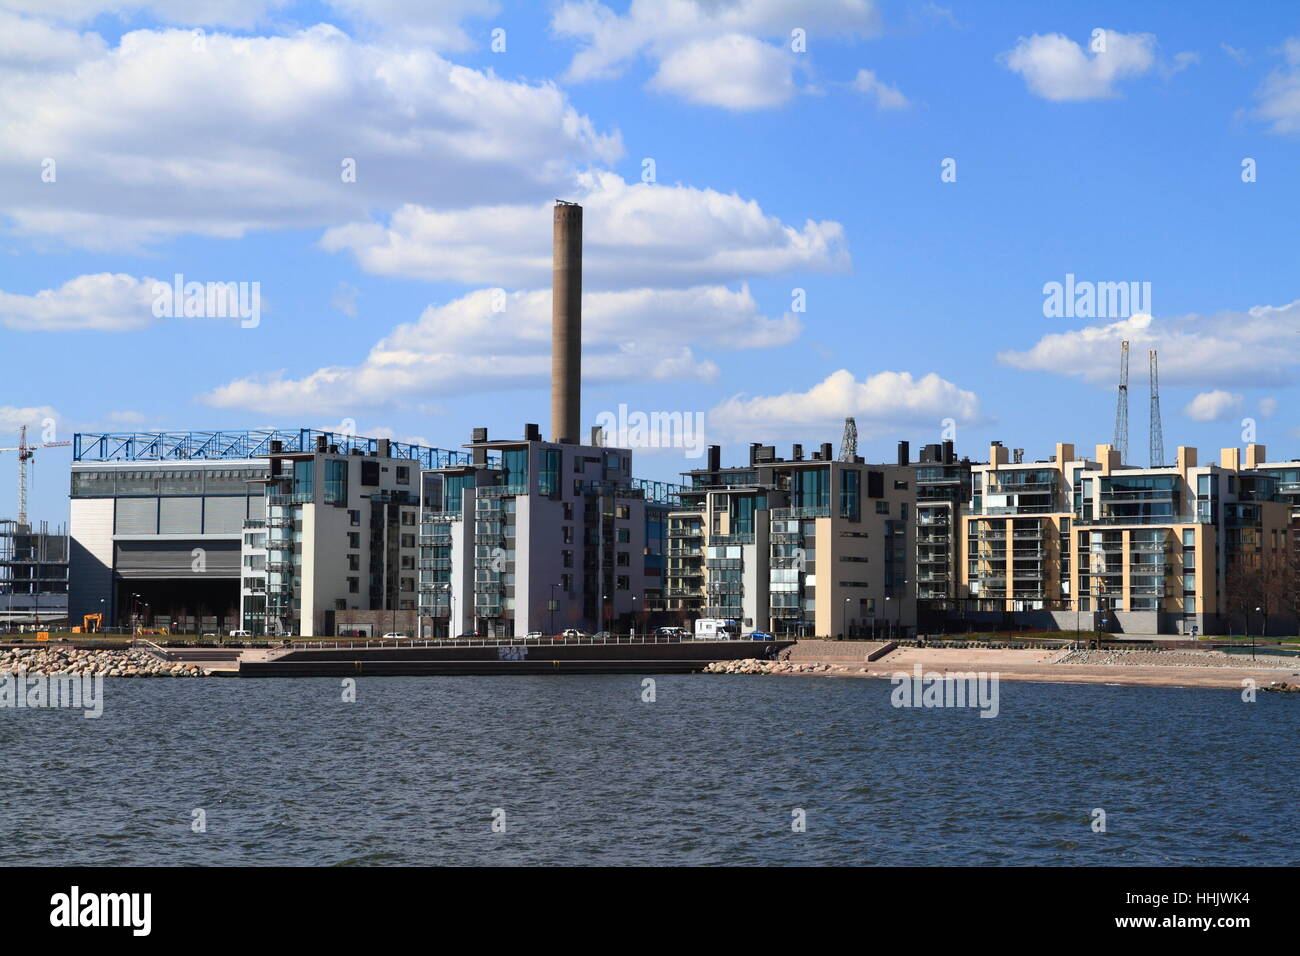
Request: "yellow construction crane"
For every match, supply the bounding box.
[0,425,72,525]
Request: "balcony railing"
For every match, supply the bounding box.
[771,505,830,520]
[268,492,313,506]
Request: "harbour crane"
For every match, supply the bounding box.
[0,425,73,526]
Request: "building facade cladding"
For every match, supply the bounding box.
[417,433,675,638]
[666,444,917,639]
[959,440,1300,635]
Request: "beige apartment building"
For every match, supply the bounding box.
[666,442,915,639]
[961,440,1298,635]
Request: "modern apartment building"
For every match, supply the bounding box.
[959,440,1299,635]
[665,441,916,638]
[66,429,471,635]
[417,425,678,638]
[908,440,972,624]
[251,433,473,637]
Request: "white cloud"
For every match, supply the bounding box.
[648,33,796,109]
[0,21,621,248]
[321,170,849,288]
[2,1,497,44]
[1259,397,1279,417]
[851,67,909,109]
[202,284,792,415]
[1254,38,1300,134]
[1001,29,1161,101]
[330,282,360,318]
[1184,390,1243,422]
[708,368,983,442]
[107,410,149,423]
[997,301,1300,389]
[0,273,158,331]
[552,0,880,109]
[0,10,106,70]
[0,1,286,28]
[0,404,63,433]
[324,0,499,49]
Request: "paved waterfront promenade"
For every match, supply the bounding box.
[709,643,1300,691]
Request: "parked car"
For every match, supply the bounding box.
[524,631,544,639]
[591,631,613,640]
[656,626,687,638]
[228,629,252,638]
[559,628,586,640]
[749,630,776,641]
[381,632,410,640]
[456,631,482,640]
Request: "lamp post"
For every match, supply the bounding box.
[630,594,638,637]
[1253,605,1261,661]
[549,583,558,635]
[842,597,850,641]
[884,595,891,640]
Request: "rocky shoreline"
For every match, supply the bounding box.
[704,659,862,676]
[0,647,207,678]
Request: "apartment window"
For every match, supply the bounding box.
[561,573,574,592]
[563,502,574,521]
[401,511,416,526]
[839,469,861,520]
[401,555,415,570]
[876,500,890,514]
[324,459,347,506]
[348,554,360,571]
[349,509,360,526]
[540,448,561,497]
[616,528,630,543]
[616,575,630,591]
[615,504,630,520]
[616,551,630,567]
[293,459,314,498]
[562,550,574,568]
[396,466,410,485]
[400,534,416,548]
[348,532,360,549]
[348,577,359,593]
[400,577,414,592]
[563,526,574,544]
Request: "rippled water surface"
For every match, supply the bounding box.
[2,675,1296,865]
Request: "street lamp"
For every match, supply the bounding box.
[549,583,558,635]
[1253,606,1261,661]
[884,595,891,640]
[842,597,851,641]
[630,594,638,637]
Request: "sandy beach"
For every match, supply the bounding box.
[707,644,1300,691]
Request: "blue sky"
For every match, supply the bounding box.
[2,0,1299,526]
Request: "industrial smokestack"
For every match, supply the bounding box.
[552,201,582,444]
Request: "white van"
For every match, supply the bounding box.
[694,619,739,641]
